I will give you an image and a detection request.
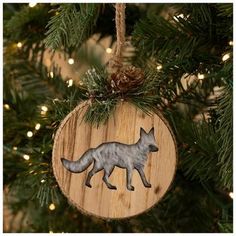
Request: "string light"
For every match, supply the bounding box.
[67,79,73,87]
[177,13,184,18]
[222,53,230,62]
[49,203,56,211]
[35,123,41,130]
[229,192,233,199]
[17,42,22,48]
[156,64,162,71]
[229,41,233,46]
[197,73,205,80]
[41,179,46,183]
[13,146,18,151]
[68,58,74,65]
[4,104,10,110]
[29,2,37,8]
[106,48,112,54]
[41,106,48,112]
[23,154,30,160]
[49,71,54,78]
[27,131,33,138]
[174,13,185,21]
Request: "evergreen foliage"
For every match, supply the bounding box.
[45,4,100,50]
[5,4,52,45]
[217,83,233,189]
[3,3,233,233]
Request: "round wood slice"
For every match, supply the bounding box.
[52,101,177,219]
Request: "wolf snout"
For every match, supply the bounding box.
[149,145,159,152]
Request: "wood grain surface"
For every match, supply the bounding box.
[52,101,177,219]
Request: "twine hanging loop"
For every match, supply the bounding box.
[108,3,126,71]
[108,3,145,93]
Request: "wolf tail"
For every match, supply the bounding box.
[61,150,94,173]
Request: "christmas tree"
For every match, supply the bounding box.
[3,2,233,233]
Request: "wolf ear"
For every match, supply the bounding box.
[140,127,147,136]
[149,127,154,135]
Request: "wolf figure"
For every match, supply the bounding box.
[61,127,159,191]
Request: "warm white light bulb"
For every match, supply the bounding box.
[23,154,30,160]
[68,58,74,65]
[17,42,22,48]
[174,13,185,21]
[197,73,205,80]
[229,41,233,46]
[27,131,33,138]
[41,106,48,112]
[229,192,233,199]
[49,203,56,211]
[67,79,73,87]
[41,179,46,183]
[35,123,41,130]
[49,71,54,78]
[106,48,112,54]
[222,53,230,62]
[156,65,162,71]
[4,104,10,110]
[177,13,184,18]
[13,146,18,151]
[29,2,37,8]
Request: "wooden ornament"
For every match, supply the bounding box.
[52,101,177,219]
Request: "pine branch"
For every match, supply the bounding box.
[174,117,219,183]
[216,84,233,190]
[80,67,167,124]
[45,3,100,50]
[132,3,232,74]
[5,4,51,44]
[216,3,233,17]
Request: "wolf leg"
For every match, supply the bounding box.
[85,162,102,188]
[126,168,135,191]
[135,166,151,188]
[103,166,116,190]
